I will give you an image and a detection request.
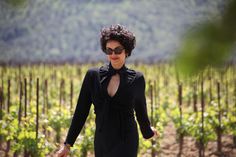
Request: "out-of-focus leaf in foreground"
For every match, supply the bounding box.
[175,0,236,77]
[5,0,28,8]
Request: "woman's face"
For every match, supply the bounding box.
[106,40,127,68]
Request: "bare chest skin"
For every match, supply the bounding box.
[107,73,120,97]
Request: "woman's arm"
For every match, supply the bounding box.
[64,69,92,146]
[134,72,155,139]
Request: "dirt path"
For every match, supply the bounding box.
[159,122,236,157]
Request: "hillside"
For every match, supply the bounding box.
[0,0,226,64]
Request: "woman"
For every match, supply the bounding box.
[57,24,158,157]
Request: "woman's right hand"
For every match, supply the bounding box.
[56,145,70,157]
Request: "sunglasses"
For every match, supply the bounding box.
[104,46,124,55]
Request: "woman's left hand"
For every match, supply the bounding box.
[151,126,160,139]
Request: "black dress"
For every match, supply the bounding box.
[64,62,154,157]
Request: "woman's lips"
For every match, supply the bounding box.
[111,57,119,60]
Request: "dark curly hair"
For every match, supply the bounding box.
[100,24,136,57]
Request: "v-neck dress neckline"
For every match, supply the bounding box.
[103,62,126,99]
[106,74,122,99]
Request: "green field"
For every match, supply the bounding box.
[0,63,236,157]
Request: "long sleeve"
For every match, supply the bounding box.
[64,70,92,146]
[134,73,154,139]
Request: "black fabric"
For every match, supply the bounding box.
[65,62,154,157]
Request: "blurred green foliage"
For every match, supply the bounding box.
[5,0,27,7]
[176,0,236,76]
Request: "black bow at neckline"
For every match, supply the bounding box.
[99,62,136,85]
[108,62,127,77]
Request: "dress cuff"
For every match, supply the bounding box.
[142,126,154,139]
[64,141,74,147]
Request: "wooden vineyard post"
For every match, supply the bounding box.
[177,83,183,157]
[43,80,45,115]
[18,65,21,80]
[233,79,236,147]
[18,81,23,127]
[199,78,205,157]
[164,66,169,90]
[36,78,39,140]
[149,80,157,157]
[45,79,49,114]
[7,79,11,114]
[187,79,191,107]
[1,74,3,111]
[29,72,32,107]
[16,65,22,95]
[0,86,3,149]
[0,87,3,119]
[193,81,198,113]
[43,79,48,115]
[225,78,229,117]
[208,67,213,102]
[14,80,23,157]
[0,66,3,104]
[155,77,160,109]
[59,79,65,113]
[43,79,49,137]
[70,79,74,114]
[0,65,4,110]
[24,78,29,157]
[42,79,48,138]
[57,78,64,143]
[154,78,161,156]
[216,82,222,154]
[6,78,11,157]
[24,78,27,119]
